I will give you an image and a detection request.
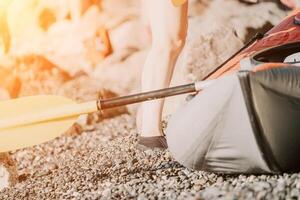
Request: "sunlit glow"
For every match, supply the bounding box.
[0,0,111,99]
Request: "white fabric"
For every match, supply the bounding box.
[167,75,271,173]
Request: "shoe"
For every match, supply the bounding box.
[137,136,168,150]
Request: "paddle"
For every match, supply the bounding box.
[0,80,212,152]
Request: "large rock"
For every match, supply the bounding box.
[100,0,140,29]
[183,25,243,82]
[93,49,147,95]
[190,0,286,41]
[180,0,287,82]
[109,19,149,53]
[58,75,104,102]
[15,55,71,97]
[7,0,44,49]
[35,6,106,76]
[7,2,109,76]
[0,55,71,98]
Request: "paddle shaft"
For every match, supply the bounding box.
[98,80,212,109]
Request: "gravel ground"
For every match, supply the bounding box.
[0,114,300,200]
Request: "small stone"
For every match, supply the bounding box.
[193,178,207,186]
[102,188,111,198]
[217,177,224,183]
[0,153,18,191]
[248,175,256,182]
[290,188,299,198]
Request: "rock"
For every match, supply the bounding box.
[193,178,207,186]
[58,75,104,102]
[8,3,111,76]
[296,180,300,189]
[109,19,149,53]
[193,0,285,41]
[0,55,32,98]
[7,0,44,52]
[180,0,286,82]
[100,0,140,29]
[64,123,84,136]
[183,25,243,82]
[15,55,71,97]
[290,188,300,198]
[199,187,223,199]
[0,66,21,98]
[216,177,224,183]
[93,49,146,95]
[42,6,107,75]
[0,153,17,191]
[102,188,111,198]
[188,0,211,17]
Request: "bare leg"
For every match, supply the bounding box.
[137,0,188,137]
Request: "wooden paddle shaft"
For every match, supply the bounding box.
[98,80,213,110]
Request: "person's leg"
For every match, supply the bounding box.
[137,0,188,139]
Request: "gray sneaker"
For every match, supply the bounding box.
[137,136,168,150]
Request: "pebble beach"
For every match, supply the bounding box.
[0,0,298,199]
[1,115,300,200]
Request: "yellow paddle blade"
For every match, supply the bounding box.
[172,0,187,6]
[0,95,81,152]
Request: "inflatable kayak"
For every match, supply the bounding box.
[167,10,300,174]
